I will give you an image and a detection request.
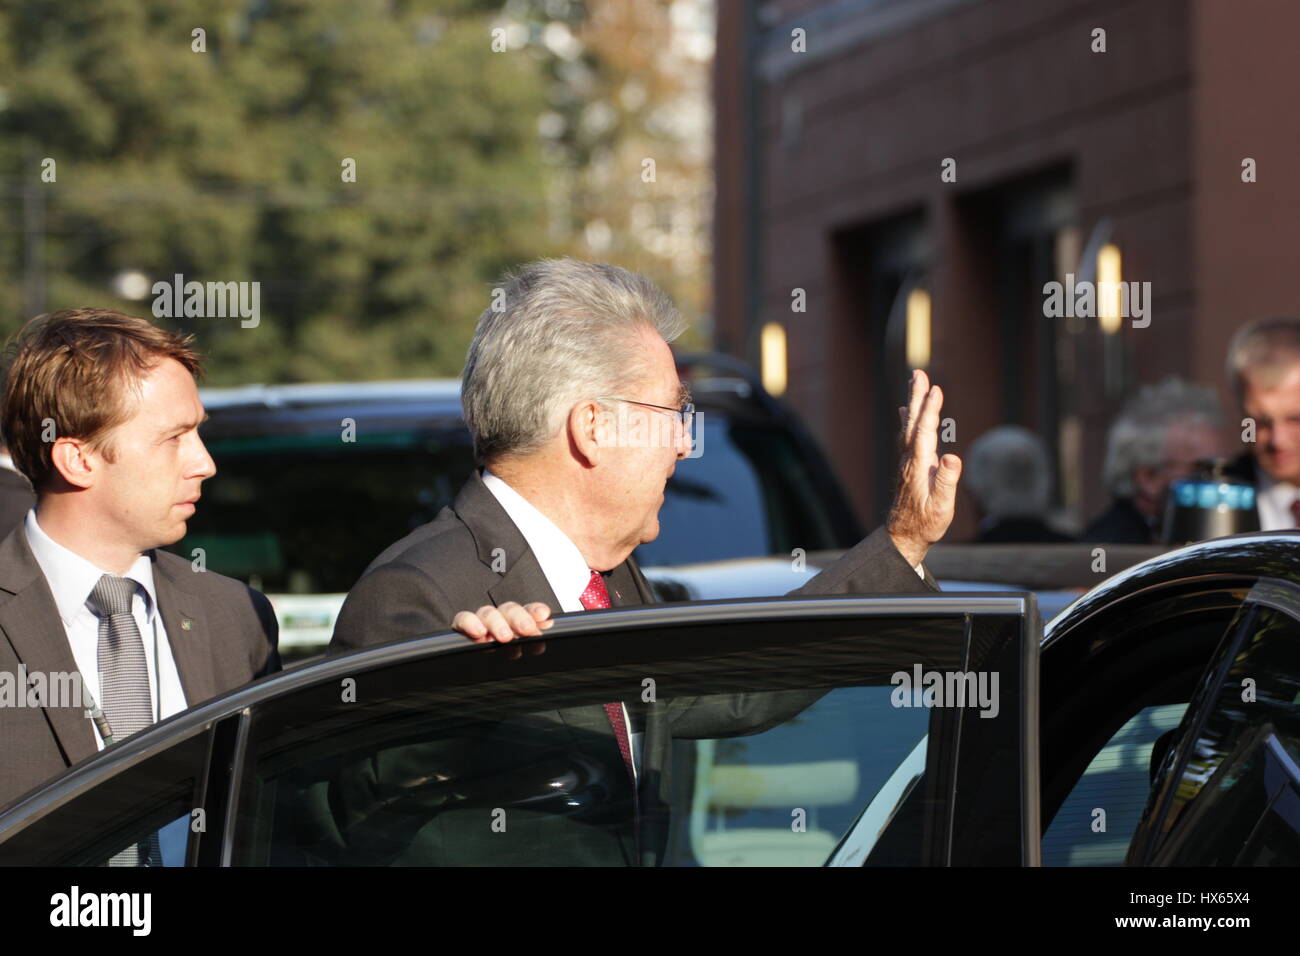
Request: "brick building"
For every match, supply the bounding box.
[714,0,1300,538]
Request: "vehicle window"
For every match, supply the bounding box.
[1154,723,1300,866]
[177,428,475,593]
[0,731,210,866]
[1136,581,1300,865]
[661,687,931,866]
[231,609,1027,866]
[634,420,845,566]
[1040,701,1188,866]
[828,736,928,866]
[181,416,847,597]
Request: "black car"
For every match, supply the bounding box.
[176,354,863,657]
[1,531,1297,866]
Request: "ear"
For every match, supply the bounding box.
[48,437,98,491]
[567,399,614,467]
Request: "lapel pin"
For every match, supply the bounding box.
[181,618,194,631]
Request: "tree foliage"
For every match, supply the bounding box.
[0,0,713,383]
[0,0,558,383]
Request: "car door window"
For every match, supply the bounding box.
[231,597,1036,866]
[663,686,931,866]
[0,729,210,866]
[1153,722,1300,865]
[1131,578,1300,865]
[1041,701,1188,866]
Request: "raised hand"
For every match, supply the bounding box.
[887,369,962,567]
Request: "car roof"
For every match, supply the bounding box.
[200,379,464,411]
[196,377,772,434]
[1043,529,1300,645]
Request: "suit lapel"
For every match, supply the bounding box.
[0,528,97,765]
[604,562,636,607]
[615,554,656,606]
[150,552,215,707]
[486,549,562,614]
[455,469,658,612]
[452,471,565,612]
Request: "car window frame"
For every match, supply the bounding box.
[1127,576,1300,865]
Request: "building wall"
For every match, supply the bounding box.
[714,0,1300,540]
[1191,0,1300,415]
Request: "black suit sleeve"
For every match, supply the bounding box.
[665,527,937,739]
[330,561,458,653]
[789,526,939,597]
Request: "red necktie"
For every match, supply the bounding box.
[1291,496,1300,528]
[579,569,635,783]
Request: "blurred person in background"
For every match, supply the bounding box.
[1083,378,1224,544]
[1225,317,1300,529]
[966,426,1073,543]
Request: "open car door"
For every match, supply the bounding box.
[0,594,1040,867]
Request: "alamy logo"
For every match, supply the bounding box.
[0,666,87,709]
[600,405,703,459]
[152,273,260,328]
[50,886,151,936]
[890,665,1000,718]
[1042,273,1150,328]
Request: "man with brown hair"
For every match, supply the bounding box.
[0,308,279,819]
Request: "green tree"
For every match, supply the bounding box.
[0,0,559,383]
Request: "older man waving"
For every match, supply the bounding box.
[325,258,960,865]
[331,257,960,652]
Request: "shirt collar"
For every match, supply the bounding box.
[1256,469,1298,499]
[480,469,593,610]
[23,509,159,627]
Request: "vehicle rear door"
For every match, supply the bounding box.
[227,594,1040,866]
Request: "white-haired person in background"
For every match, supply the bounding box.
[965,425,1073,543]
[1083,378,1224,544]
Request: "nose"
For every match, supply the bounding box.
[675,419,691,459]
[191,433,217,480]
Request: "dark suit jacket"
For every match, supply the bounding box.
[333,469,936,649]
[1082,497,1156,544]
[326,469,937,864]
[0,469,35,541]
[1226,451,1270,528]
[0,525,281,810]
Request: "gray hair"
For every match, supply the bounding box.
[1102,377,1223,498]
[1226,316,1300,402]
[461,258,687,464]
[966,426,1054,519]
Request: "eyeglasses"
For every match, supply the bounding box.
[601,397,695,430]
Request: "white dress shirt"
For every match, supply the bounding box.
[480,469,641,777]
[481,470,593,614]
[1255,472,1300,530]
[23,509,187,749]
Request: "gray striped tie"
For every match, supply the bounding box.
[88,573,160,866]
